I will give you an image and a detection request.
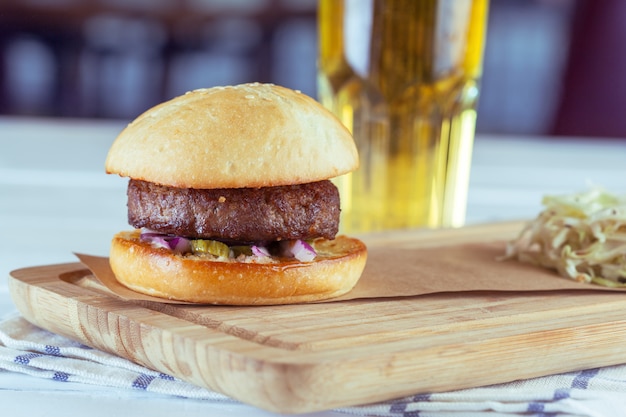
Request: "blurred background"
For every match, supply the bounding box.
[1,0,625,138]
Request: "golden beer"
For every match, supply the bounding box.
[318,0,489,232]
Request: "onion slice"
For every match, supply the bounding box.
[168,236,191,254]
[140,230,190,254]
[281,240,317,262]
[251,245,270,257]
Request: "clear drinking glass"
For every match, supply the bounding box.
[318,0,489,233]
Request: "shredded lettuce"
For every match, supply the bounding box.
[503,188,626,287]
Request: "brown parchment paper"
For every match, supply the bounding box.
[75,240,626,305]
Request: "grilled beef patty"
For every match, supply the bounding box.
[127,179,340,245]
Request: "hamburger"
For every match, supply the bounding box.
[105,83,367,305]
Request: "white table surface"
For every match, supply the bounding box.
[1,115,625,416]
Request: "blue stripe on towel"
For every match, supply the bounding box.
[45,345,62,356]
[132,373,156,390]
[553,388,570,400]
[14,353,42,365]
[53,371,70,381]
[571,368,600,389]
[388,393,430,416]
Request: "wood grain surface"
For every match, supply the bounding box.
[8,222,626,413]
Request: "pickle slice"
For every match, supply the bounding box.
[230,245,253,257]
[190,239,230,257]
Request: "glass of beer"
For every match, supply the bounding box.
[318,0,489,233]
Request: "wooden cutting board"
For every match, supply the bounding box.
[8,222,626,414]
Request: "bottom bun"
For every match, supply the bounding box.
[109,231,367,305]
